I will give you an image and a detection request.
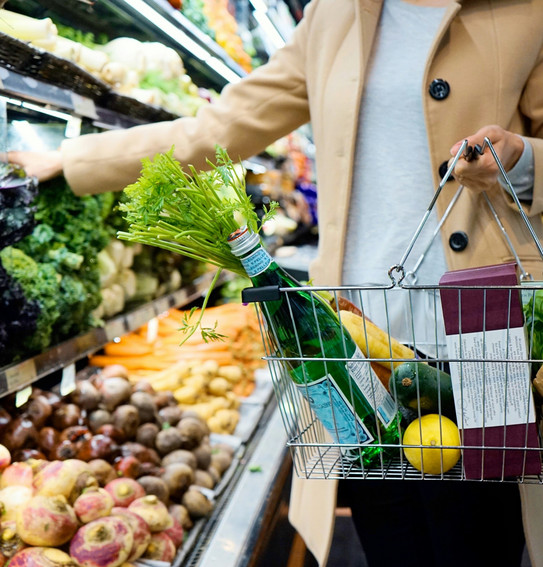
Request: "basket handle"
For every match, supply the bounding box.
[388,137,543,285]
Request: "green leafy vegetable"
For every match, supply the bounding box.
[118,146,278,342]
[523,290,543,372]
[0,247,60,355]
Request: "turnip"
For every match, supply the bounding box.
[69,516,134,567]
[0,486,33,521]
[0,521,26,559]
[104,477,145,508]
[88,459,117,487]
[164,516,184,548]
[73,487,115,523]
[16,494,78,547]
[9,547,79,567]
[111,507,151,562]
[128,495,173,532]
[33,459,98,503]
[143,532,176,563]
[0,444,11,470]
[169,503,193,531]
[0,462,33,488]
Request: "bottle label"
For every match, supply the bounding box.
[348,346,397,428]
[240,248,272,277]
[295,376,374,445]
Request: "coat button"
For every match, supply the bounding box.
[438,160,454,181]
[429,78,450,100]
[449,231,469,252]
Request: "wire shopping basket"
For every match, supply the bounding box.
[243,139,543,483]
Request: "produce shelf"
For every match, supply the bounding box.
[4,0,247,90]
[0,269,233,399]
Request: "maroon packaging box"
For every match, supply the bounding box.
[439,262,540,479]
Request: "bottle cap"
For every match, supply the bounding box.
[227,226,261,257]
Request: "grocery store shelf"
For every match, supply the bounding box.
[0,269,233,398]
[5,0,247,90]
[0,62,179,129]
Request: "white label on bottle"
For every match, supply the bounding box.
[348,346,397,428]
[295,376,374,445]
[240,248,272,277]
[446,327,535,428]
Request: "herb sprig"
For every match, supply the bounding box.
[117,146,278,343]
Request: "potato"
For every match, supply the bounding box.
[194,470,215,490]
[182,487,213,519]
[208,377,230,397]
[155,427,183,456]
[162,449,197,470]
[177,416,209,450]
[162,463,195,499]
[137,475,170,504]
[174,385,199,405]
[217,365,243,383]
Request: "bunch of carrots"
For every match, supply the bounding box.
[89,302,265,397]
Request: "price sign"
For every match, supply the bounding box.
[71,93,97,119]
[5,359,36,392]
[15,386,32,408]
[60,363,77,397]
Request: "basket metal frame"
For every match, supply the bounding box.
[249,139,543,483]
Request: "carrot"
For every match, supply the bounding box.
[104,341,153,357]
[232,378,256,397]
[89,355,173,371]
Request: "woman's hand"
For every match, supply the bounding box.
[448,125,525,192]
[7,150,63,182]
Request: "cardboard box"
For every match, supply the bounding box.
[439,263,540,479]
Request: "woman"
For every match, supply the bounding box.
[9,1,543,565]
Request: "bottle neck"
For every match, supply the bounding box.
[228,227,277,280]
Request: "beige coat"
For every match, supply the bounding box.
[62,0,543,564]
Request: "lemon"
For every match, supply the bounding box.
[402,414,461,475]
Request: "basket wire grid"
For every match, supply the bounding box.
[250,139,543,484]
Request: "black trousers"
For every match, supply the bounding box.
[337,479,525,567]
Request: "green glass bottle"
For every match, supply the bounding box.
[228,227,400,467]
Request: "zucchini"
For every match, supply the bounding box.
[390,361,456,422]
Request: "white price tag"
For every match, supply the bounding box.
[65,116,82,138]
[15,386,32,408]
[71,93,97,119]
[60,363,77,397]
[146,317,159,343]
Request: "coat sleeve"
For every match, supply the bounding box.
[517,40,543,216]
[61,3,317,195]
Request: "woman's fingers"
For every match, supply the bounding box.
[447,125,525,192]
[7,150,63,182]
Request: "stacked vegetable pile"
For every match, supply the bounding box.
[0,163,40,363]
[0,177,112,365]
[0,444,189,565]
[181,0,255,72]
[89,303,264,434]
[0,366,234,547]
[0,8,211,117]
